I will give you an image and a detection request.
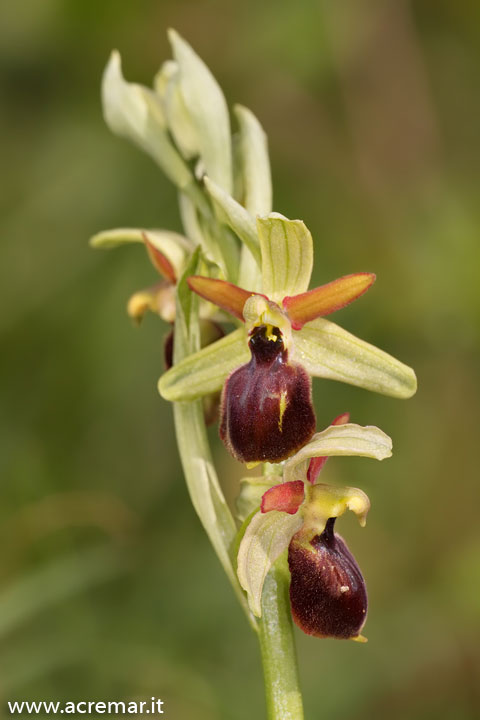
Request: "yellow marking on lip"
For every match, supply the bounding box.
[266,323,278,342]
[278,391,288,432]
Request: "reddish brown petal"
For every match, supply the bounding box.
[261,481,305,515]
[187,276,257,320]
[306,412,350,484]
[142,234,177,284]
[283,273,376,330]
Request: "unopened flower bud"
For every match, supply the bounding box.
[220,324,315,464]
[288,517,367,640]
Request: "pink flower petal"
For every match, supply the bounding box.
[283,273,376,330]
[187,276,256,320]
[261,480,305,515]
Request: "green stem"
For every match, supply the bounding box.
[259,556,304,720]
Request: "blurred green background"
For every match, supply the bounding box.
[1,1,479,718]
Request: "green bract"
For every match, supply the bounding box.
[167,28,233,194]
[237,510,304,618]
[102,50,192,189]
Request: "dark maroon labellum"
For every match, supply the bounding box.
[219,325,315,463]
[288,518,367,639]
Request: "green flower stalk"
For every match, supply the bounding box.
[91,29,416,720]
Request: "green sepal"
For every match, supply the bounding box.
[158,327,249,402]
[237,509,303,618]
[257,215,313,302]
[293,317,417,399]
[283,423,392,483]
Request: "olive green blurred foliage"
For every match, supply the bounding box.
[1,1,479,718]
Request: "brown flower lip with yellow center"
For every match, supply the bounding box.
[288,517,368,639]
[219,324,316,464]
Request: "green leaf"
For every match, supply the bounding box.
[283,423,392,483]
[102,51,192,189]
[203,176,261,266]
[293,317,418,398]
[168,29,233,193]
[257,215,313,302]
[237,510,303,618]
[158,327,249,401]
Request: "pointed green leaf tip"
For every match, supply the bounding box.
[257,215,313,302]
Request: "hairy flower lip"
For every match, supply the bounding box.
[219,325,316,464]
[288,517,368,640]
